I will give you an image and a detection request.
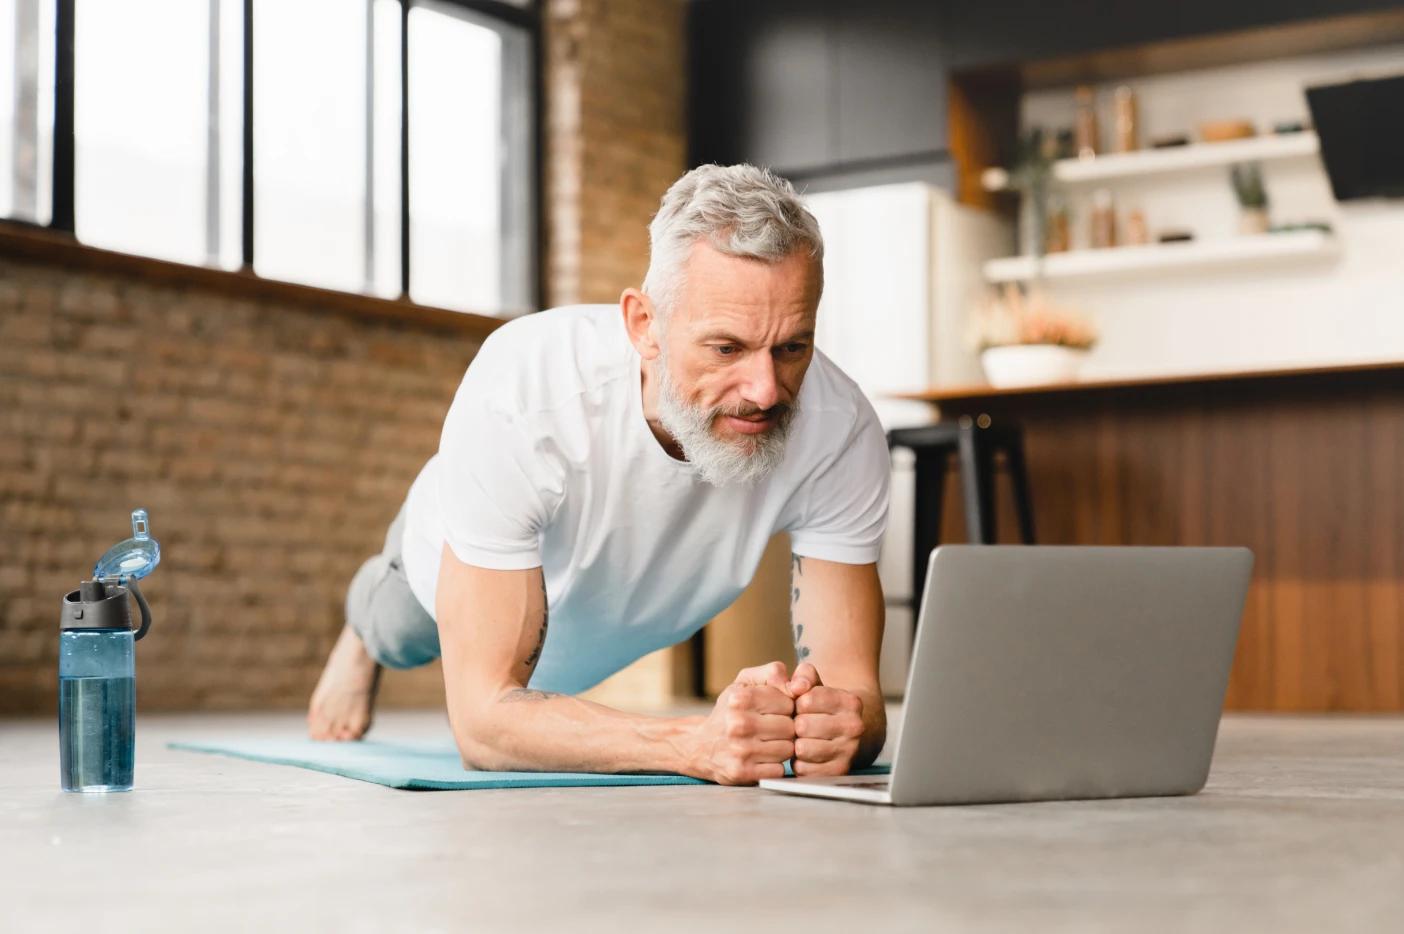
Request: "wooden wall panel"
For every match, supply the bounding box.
[931,370,1404,711]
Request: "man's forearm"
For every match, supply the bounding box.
[451,687,707,776]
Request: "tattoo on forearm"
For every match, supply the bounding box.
[793,624,811,661]
[790,553,811,661]
[523,575,548,670]
[500,687,563,703]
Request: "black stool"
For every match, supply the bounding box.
[887,415,1036,614]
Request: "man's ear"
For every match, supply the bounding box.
[620,288,663,360]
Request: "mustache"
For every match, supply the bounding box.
[714,402,790,419]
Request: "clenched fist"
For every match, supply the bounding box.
[688,661,797,785]
[786,662,865,776]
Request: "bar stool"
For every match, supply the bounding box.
[887,414,1036,614]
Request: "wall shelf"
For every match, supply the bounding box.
[982,229,1339,283]
[982,132,1319,191]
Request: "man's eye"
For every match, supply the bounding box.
[715,345,738,356]
[779,343,808,355]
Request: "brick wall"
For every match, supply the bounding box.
[0,260,478,713]
[0,0,688,715]
[546,0,687,306]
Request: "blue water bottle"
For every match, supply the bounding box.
[58,509,160,793]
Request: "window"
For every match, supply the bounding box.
[370,0,402,299]
[1,0,537,317]
[408,1,533,315]
[0,0,55,225]
[253,0,372,293]
[74,0,242,269]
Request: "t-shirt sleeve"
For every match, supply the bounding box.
[435,374,564,571]
[787,402,891,565]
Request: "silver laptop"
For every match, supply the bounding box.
[760,545,1253,806]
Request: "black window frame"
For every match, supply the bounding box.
[29,0,542,315]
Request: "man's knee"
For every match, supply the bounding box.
[346,555,440,670]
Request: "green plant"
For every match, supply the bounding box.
[1009,128,1057,260]
[1230,163,1268,209]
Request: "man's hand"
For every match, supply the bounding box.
[786,662,865,777]
[688,661,797,785]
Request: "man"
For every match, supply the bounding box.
[308,164,890,785]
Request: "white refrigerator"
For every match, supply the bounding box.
[805,182,1013,694]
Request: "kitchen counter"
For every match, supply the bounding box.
[901,358,1404,405]
[894,358,1404,712]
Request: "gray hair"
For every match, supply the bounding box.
[642,163,824,320]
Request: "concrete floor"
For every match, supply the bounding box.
[4,710,1404,933]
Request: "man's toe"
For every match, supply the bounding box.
[308,701,338,741]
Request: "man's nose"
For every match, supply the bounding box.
[739,351,780,411]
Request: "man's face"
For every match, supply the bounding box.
[654,241,821,484]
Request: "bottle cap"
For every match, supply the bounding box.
[93,509,161,583]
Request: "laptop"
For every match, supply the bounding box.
[759,545,1254,806]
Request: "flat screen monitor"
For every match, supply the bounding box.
[1305,73,1404,201]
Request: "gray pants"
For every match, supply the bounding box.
[346,504,441,669]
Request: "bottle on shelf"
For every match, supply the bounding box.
[1125,208,1150,246]
[1074,85,1100,160]
[1113,86,1139,153]
[1090,188,1117,248]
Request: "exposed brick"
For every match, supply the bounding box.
[545,0,685,306]
[0,565,30,590]
[0,471,47,498]
[0,260,490,712]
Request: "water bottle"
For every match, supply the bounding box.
[58,509,160,793]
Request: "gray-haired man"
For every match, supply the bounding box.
[308,164,891,785]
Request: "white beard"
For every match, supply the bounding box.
[654,348,798,487]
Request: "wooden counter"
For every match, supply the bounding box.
[897,360,1404,712]
[902,359,1404,405]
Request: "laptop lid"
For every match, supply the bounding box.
[887,546,1253,805]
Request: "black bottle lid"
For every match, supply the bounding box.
[61,580,134,631]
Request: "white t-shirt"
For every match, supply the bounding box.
[401,304,890,694]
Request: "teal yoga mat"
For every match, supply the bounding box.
[169,738,890,791]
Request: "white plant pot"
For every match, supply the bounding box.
[1238,207,1270,235]
[981,345,1089,388]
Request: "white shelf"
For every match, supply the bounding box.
[983,230,1339,284]
[981,132,1319,191]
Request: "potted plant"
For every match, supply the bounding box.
[982,129,1059,265]
[967,285,1098,387]
[1230,163,1269,234]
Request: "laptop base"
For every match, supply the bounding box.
[758,775,894,805]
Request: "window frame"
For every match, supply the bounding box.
[14,0,541,319]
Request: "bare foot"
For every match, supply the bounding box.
[308,624,383,741]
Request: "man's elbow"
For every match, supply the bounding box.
[455,732,508,772]
[450,693,515,771]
